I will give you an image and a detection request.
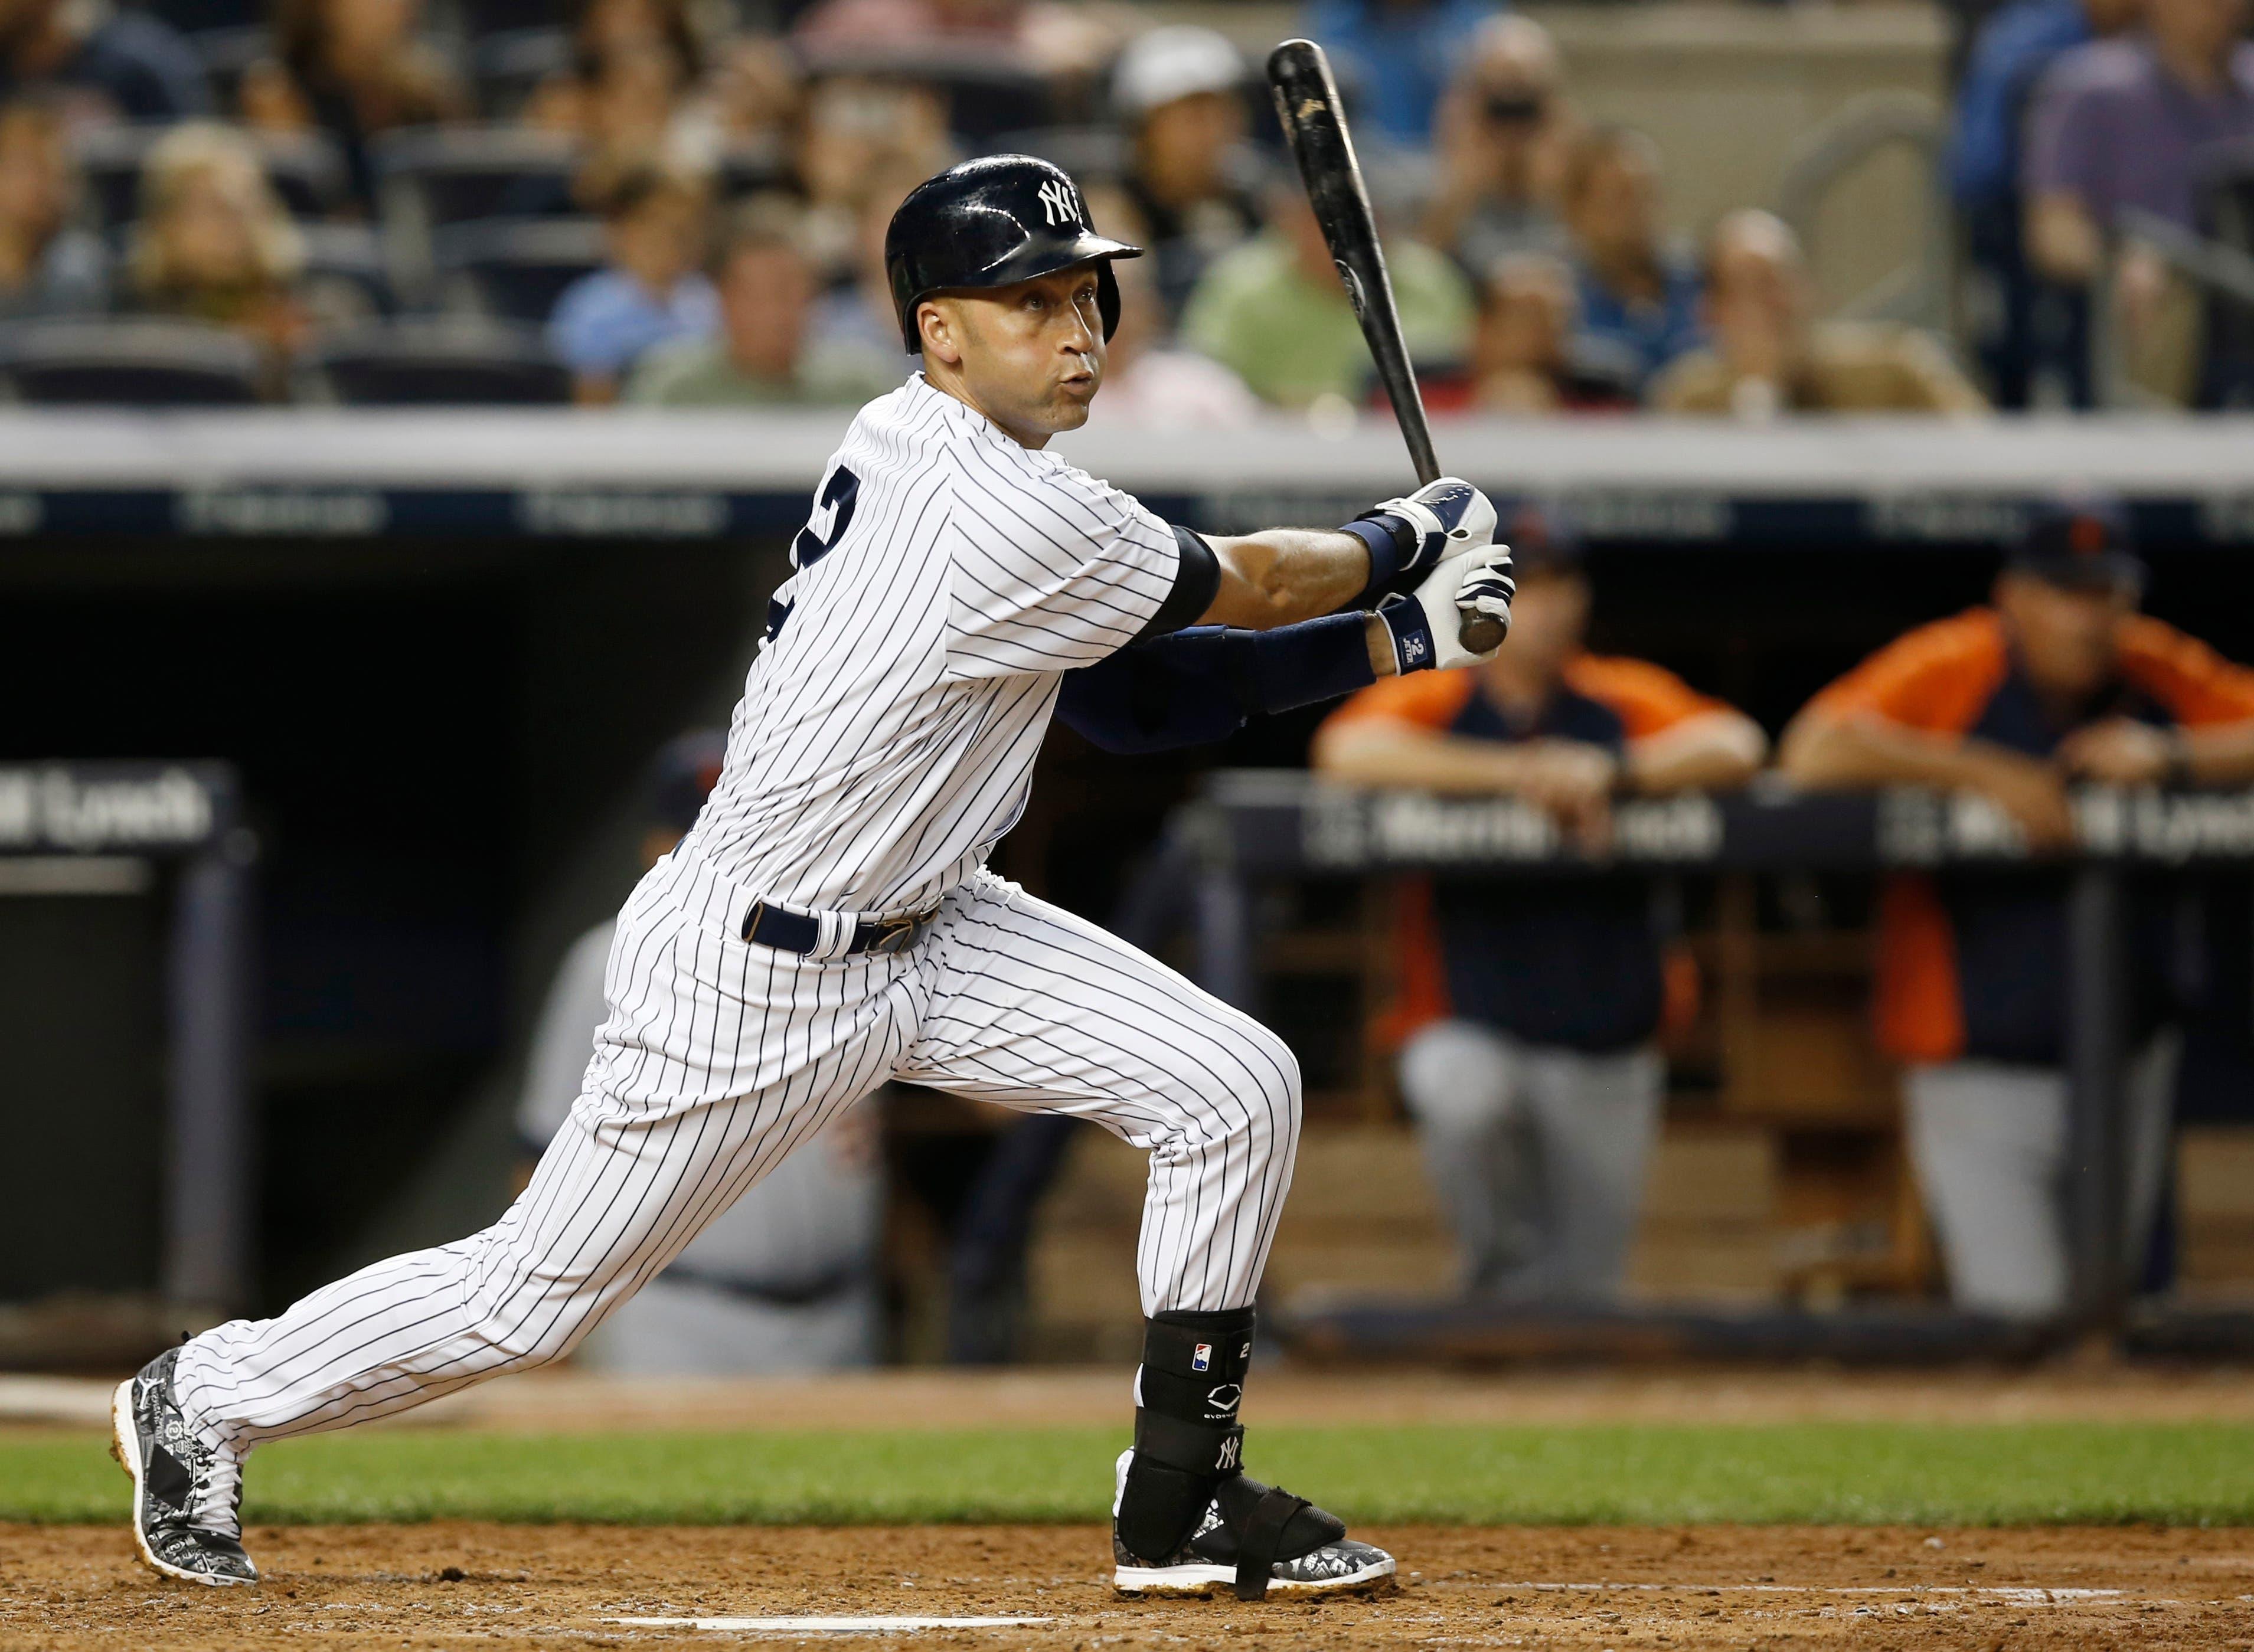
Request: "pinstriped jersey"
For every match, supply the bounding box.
[685,374,1184,916]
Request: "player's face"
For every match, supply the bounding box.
[1996,570,2132,703]
[925,265,1108,446]
[1483,566,1588,684]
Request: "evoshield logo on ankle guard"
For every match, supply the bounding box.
[1191,1344,1212,1372]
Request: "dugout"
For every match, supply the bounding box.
[3,411,2253,1359]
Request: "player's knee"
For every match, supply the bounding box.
[1239,1021,1302,1157]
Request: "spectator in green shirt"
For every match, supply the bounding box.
[628,195,899,408]
[1180,181,1474,408]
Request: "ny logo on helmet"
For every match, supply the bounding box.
[1036,179,1080,227]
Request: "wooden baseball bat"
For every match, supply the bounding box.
[1266,38,1506,655]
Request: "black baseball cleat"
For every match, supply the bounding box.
[1110,1450,1396,1598]
[111,1348,259,1586]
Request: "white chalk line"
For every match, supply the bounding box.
[607,1616,1054,1634]
[1470,1581,2138,1606]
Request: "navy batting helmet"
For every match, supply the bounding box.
[883,155,1142,355]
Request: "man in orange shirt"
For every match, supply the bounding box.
[1313,511,1766,1300]
[1781,503,2254,1317]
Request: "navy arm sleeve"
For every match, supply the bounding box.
[1056,611,1378,755]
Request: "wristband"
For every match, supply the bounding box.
[1339,513,1415,606]
[1375,594,1435,673]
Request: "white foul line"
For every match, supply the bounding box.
[1479,1582,2128,1605]
[607,1617,1054,1634]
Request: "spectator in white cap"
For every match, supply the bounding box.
[1116,25,1263,323]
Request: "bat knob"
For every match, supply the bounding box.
[1457,613,1508,656]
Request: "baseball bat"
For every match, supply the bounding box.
[1266,38,1506,655]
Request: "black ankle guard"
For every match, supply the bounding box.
[1117,1308,1255,1563]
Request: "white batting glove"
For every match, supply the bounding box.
[1376,540,1515,673]
[1353,477,1499,595]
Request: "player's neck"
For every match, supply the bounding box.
[921,369,1052,451]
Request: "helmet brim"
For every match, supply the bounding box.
[897,239,1141,354]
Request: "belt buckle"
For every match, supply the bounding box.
[740,899,764,944]
[868,911,924,954]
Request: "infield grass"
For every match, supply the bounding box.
[9,1422,2254,1526]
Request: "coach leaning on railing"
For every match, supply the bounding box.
[1779,501,2254,1321]
[1309,505,1768,1310]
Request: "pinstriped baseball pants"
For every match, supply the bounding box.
[174,855,1302,1458]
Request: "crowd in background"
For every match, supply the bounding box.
[1,0,2243,412]
[1950,0,2254,408]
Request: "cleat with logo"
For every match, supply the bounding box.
[112,1349,259,1586]
[1110,1449,1396,1599]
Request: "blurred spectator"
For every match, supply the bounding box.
[0,97,109,316]
[1314,512,1766,1302]
[2024,0,2254,403]
[1948,0,2141,407]
[1080,192,1256,428]
[1113,26,1260,323]
[1299,0,1499,146]
[1779,503,2254,1318]
[548,163,716,404]
[520,0,732,184]
[1651,211,1988,417]
[705,35,802,156]
[794,0,1116,81]
[1560,125,1701,390]
[1181,178,1472,409]
[0,0,210,123]
[1443,250,1635,413]
[803,159,926,392]
[1421,15,1571,279]
[240,0,467,217]
[511,39,700,217]
[515,732,883,1375]
[793,77,950,280]
[128,122,311,374]
[628,194,897,406]
[570,0,709,86]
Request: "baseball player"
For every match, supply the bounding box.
[113,155,1514,1601]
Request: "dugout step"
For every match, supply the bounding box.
[1273,1297,2065,1366]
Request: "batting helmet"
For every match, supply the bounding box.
[883,155,1142,354]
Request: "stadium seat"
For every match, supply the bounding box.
[472,27,573,120]
[181,22,273,110]
[798,46,1055,144]
[432,217,606,323]
[456,0,560,38]
[373,125,579,231]
[2196,138,2254,407]
[716,143,793,202]
[0,318,263,405]
[73,124,348,228]
[374,126,581,303]
[300,223,396,317]
[986,128,1125,184]
[301,318,571,404]
[139,0,263,31]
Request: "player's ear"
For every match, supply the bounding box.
[918,299,963,365]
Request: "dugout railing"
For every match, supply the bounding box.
[0,764,256,1329]
[1175,771,2254,1362]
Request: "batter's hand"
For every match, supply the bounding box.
[1377,540,1515,673]
[1357,478,1498,591]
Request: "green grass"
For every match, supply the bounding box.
[17,1422,2254,1526]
